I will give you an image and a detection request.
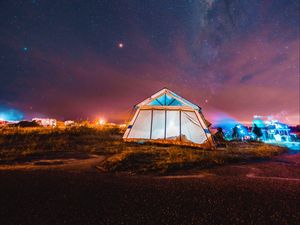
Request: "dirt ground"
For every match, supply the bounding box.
[0,152,299,225]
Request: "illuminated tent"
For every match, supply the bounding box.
[123,88,215,148]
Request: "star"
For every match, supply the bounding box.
[118,42,124,48]
[23,47,29,52]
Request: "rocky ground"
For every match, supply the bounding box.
[0,151,299,225]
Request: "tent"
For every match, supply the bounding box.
[123,88,215,148]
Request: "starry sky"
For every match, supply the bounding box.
[0,0,299,125]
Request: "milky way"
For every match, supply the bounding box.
[0,0,299,124]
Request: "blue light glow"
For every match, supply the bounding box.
[257,119,291,142]
[213,116,250,140]
[250,117,300,149]
[0,106,24,121]
[252,117,265,128]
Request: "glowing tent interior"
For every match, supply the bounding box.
[123,88,215,148]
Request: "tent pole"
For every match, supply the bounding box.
[179,110,181,141]
[150,109,153,139]
[195,110,214,149]
[164,109,167,140]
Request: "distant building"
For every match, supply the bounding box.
[32,118,57,127]
[64,120,75,126]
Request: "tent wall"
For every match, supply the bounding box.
[125,109,211,145]
[127,110,152,139]
[123,108,140,138]
[181,111,207,144]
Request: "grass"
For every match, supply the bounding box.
[0,126,287,173]
[0,126,124,162]
[101,141,286,175]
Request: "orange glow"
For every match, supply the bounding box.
[98,118,106,125]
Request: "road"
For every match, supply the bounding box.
[0,152,299,225]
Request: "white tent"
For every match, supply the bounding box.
[123,88,215,148]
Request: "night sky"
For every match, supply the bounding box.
[0,0,299,124]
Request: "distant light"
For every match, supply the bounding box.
[118,43,124,48]
[23,47,29,52]
[99,118,106,125]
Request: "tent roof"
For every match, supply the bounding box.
[137,88,201,110]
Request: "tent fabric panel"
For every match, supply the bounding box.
[147,93,184,107]
[123,108,140,139]
[147,99,162,106]
[127,110,152,139]
[181,111,207,144]
[168,90,199,109]
[166,110,180,140]
[165,94,173,105]
[165,94,184,106]
[147,94,165,106]
[168,99,183,106]
[151,110,165,139]
[140,88,199,110]
[155,94,167,105]
[196,111,210,129]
